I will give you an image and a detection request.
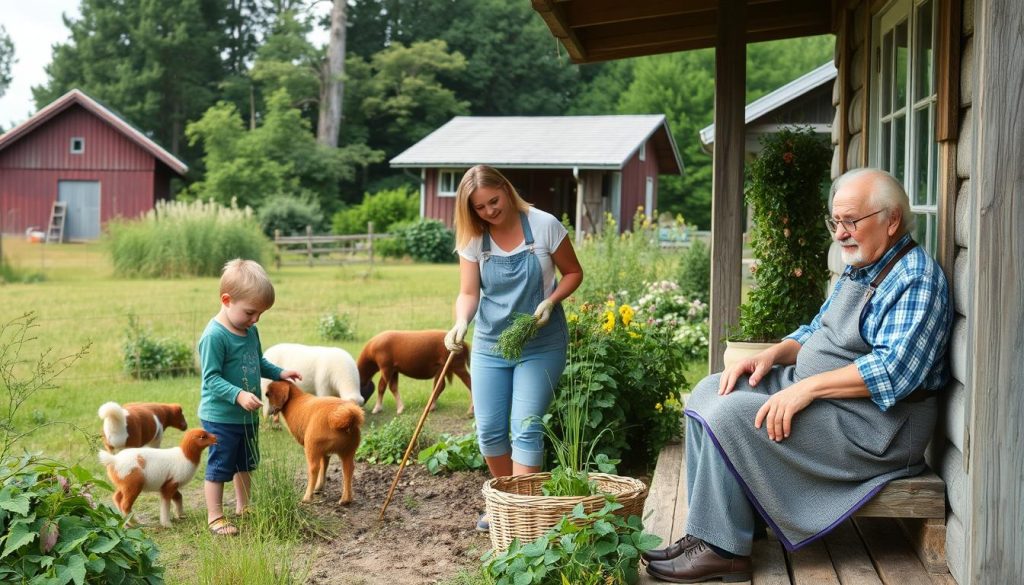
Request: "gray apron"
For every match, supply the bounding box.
[685,240,935,551]
[473,211,567,356]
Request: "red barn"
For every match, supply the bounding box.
[390,115,682,236]
[0,89,188,240]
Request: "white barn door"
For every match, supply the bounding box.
[58,180,101,240]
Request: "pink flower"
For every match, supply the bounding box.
[793,268,804,277]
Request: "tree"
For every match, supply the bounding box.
[33,0,238,158]
[186,89,382,213]
[317,0,346,146]
[0,26,14,99]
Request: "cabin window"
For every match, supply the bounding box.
[872,0,937,255]
[638,140,646,162]
[70,137,85,154]
[437,169,462,197]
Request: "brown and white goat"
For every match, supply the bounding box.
[356,329,472,415]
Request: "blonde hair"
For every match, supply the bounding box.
[453,165,531,250]
[220,259,275,308]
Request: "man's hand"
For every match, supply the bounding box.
[719,351,775,395]
[754,383,815,441]
[444,320,468,353]
[533,299,555,327]
[236,390,263,412]
[280,370,302,382]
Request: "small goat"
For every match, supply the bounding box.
[356,330,472,415]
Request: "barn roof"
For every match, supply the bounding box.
[390,115,682,174]
[699,61,836,147]
[0,89,188,175]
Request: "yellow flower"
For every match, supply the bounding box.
[602,310,615,332]
[655,403,663,412]
[605,299,616,308]
[628,331,640,339]
[618,304,634,326]
[567,313,579,324]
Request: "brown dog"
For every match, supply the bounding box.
[356,330,473,415]
[98,428,217,526]
[98,401,188,453]
[264,380,365,504]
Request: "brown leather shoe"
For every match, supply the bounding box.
[645,539,751,583]
[642,534,699,562]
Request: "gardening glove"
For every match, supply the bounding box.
[533,299,555,327]
[445,320,468,353]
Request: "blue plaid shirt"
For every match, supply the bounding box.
[786,234,952,411]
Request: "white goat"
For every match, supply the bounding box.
[261,343,364,419]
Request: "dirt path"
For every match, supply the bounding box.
[303,461,493,585]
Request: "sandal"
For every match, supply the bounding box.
[208,516,239,536]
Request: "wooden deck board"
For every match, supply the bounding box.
[634,441,954,585]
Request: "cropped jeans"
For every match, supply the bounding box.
[470,346,567,468]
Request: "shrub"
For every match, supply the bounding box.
[331,186,418,235]
[740,127,832,341]
[316,311,357,342]
[258,194,324,237]
[106,199,270,278]
[122,314,195,380]
[676,238,710,304]
[356,416,432,465]
[634,280,710,362]
[545,299,687,470]
[484,501,661,585]
[574,211,676,304]
[396,219,456,263]
[0,256,45,284]
[417,432,485,474]
[0,457,165,584]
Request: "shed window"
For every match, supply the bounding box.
[871,0,937,255]
[437,169,462,197]
[70,137,85,154]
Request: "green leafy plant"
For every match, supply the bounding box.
[483,501,661,585]
[417,432,485,475]
[394,219,456,263]
[331,186,418,235]
[494,313,539,362]
[316,311,356,342]
[739,127,832,342]
[258,194,324,237]
[121,314,195,380]
[574,211,676,304]
[0,456,165,584]
[675,238,711,304]
[356,416,432,465]
[634,280,710,362]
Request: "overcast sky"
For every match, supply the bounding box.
[0,0,331,131]
[0,0,81,129]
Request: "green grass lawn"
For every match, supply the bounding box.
[2,236,475,583]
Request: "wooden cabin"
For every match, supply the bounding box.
[0,89,188,240]
[531,1,1022,583]
[389,115,683,236]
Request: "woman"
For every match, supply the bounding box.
[443,165,583,531]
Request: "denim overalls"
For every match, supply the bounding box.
[471,211,568,467]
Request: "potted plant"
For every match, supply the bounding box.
[725,127,832,367]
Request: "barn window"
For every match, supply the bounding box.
[871,0,937,255]
[437,169,463,197]
[70,137,85,154]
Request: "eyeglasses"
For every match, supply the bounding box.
[824,209,885,233]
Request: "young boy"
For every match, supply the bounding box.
[197,259,301,536]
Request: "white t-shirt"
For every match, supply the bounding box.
[458,207,568,295]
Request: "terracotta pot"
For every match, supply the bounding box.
[722,340,776,370]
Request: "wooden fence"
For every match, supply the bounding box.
[272,223,390,269]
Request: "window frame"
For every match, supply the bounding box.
[70,137,85,154]
[436,169,463,198]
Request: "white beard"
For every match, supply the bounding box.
[839,238,864,265]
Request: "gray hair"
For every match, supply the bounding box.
[830,168,915,236]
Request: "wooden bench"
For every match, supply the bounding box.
[855,468,947,573]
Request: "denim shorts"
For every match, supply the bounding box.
[470,346,567,467]
[201,419,260,482]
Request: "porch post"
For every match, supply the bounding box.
[708,0,747,373]
[573,166,584,242]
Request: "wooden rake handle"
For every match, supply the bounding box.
[379,350,458,520]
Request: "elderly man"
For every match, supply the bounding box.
[645,168,952,583]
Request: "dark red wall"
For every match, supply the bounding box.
[0,104,163,235]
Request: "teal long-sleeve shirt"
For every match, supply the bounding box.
[197,319,283,424]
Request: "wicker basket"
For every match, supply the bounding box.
[481,471,649,552]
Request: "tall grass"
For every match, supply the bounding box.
[574,211,677,303]
[195,533,313,584]
[106,198,271,278]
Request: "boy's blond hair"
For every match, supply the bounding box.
[220,259,275,308]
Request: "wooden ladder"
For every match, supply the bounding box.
[46,201,67,243]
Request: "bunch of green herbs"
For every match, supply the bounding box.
[495,312,539,361]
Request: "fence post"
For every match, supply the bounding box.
[274,229,281,270]
[368,221,374,269]
[306,225,313,268]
